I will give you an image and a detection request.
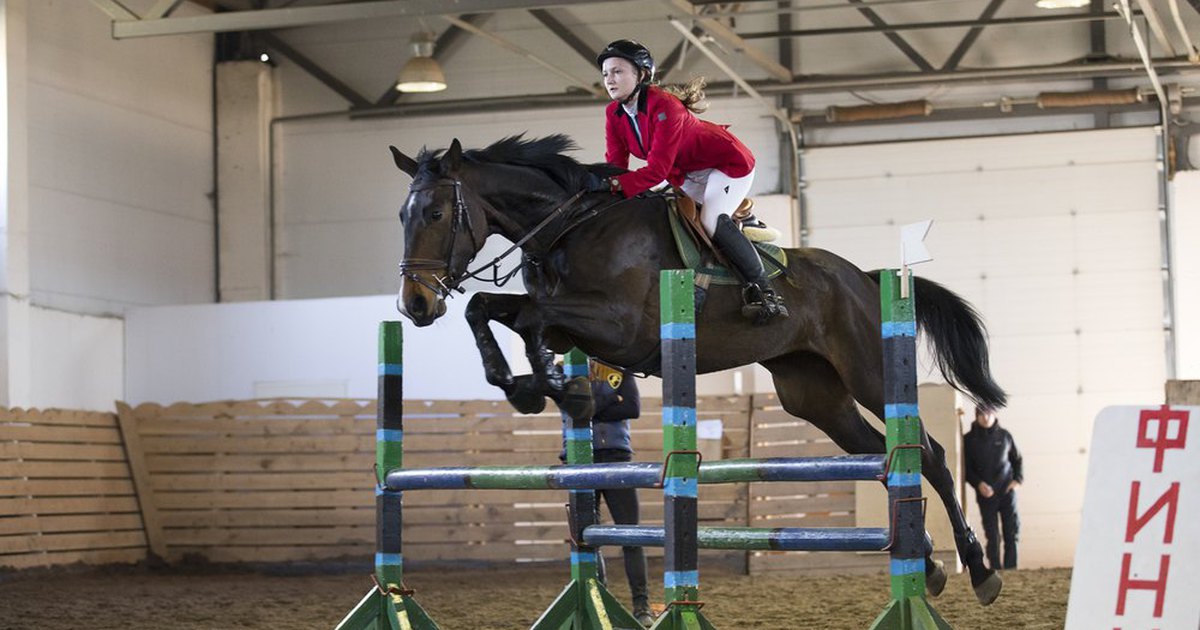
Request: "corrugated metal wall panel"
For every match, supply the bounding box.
[804,127,1164,568]
[26,1,214,315]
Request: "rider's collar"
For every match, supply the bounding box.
[611,86,650,117]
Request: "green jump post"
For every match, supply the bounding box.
[652,269,716,630]
[869,271,952,630]
[530,349,643,630]
[336,322,440,630]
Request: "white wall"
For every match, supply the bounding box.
[2,0,33,408]
[29,305,122,411]
[125,294,518,404]
[124,289,784,405]
[1172,171,1200,380]
[27,0,214,315]
[2,1,214,409]
[804,127,1167,568]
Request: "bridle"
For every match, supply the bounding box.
[398,176,589,300]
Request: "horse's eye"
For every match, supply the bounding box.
[432,211,444,221]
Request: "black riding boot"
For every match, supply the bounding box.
[711,214,788,324]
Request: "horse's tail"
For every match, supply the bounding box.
[867,270,1008,410]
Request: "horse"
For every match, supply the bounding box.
[388,134,1007,605]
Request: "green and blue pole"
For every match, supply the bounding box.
[530,349,642,630]
[652,269,716,630]
[870,271,952,630]
[336,321,440,630]
[564,349,601,584]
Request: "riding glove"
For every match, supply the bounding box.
[585,172,615,194]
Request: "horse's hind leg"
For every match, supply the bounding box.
[920,429,1001,605]
[763,354,945,591]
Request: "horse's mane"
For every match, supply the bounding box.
[416,134,620,192]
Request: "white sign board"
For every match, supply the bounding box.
[1065,405,1200,630]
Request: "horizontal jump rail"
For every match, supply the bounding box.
[581,524,890,552]
[384,455,885,491]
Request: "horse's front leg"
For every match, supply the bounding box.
[464,292,576,416]
[464,292,527,393]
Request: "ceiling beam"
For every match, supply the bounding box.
[259,31,370,109]
[739,11,1136,38]
[657,25,705,82]
[442,15,604,97]
[777,0,794,110]
[663,0,792,82]
[145,0,186,19]
[941,0,1006,71]
[332,59,1200,122]
[109,0,630,39]
[1089,0,1110,128]
[668,18,789,125]
[90,0,139,21]
[529,9,598,66]
[846,0,933,71]
[373,13,490,107]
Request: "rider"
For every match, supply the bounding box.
[587,39,788,324]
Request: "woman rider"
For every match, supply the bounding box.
[586,39,787,324]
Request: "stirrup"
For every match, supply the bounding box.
[738,213,781,243]
[739,213,767,230]
[740,285,789,325]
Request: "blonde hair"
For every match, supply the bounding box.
[661,77,709,114]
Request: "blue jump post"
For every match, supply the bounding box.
[336,321,440,630]
[870,269,952,630]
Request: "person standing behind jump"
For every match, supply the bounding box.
[964,405,1023,570]
[585,39,787,324]
[559,360,652,627]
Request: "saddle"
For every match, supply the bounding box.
[667,194,787,288]
[673,193,761,254]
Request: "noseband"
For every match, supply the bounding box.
[398,177,588,300]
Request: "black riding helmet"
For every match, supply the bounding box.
[596,39,656,85]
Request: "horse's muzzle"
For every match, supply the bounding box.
[398,282,447,327]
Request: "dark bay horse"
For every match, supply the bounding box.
[389,134,1007,605]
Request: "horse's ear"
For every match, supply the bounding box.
[389,146,418,177]
[444,138,463,173]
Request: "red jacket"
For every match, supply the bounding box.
[605,86,755,198]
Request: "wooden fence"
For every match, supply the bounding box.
[0,408,148,570]
[115,397,752,568]
[747,394,882,575]
[2,394,956,574]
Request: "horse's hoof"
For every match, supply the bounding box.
[507,377,547,415]
[973,570,1003,606]
[557,377,595,422]
[925,560,947,597]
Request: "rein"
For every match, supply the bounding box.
[399,179,599,300]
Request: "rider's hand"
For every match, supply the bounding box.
[977,482,995,499]
[584,173,616,194]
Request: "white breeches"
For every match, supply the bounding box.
[678,167,756,235]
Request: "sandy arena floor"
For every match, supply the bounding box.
[0,561,1069,630]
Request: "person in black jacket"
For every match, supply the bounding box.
[560,360,650,626]
[963,405,1023,570]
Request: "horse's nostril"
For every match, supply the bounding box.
[410,294,428,315]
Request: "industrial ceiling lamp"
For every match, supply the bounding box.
[1034,0,1089,8]
[396,32,446,93]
